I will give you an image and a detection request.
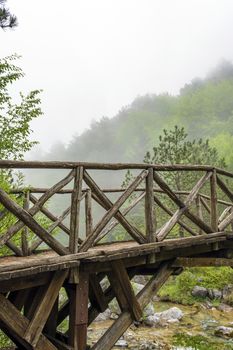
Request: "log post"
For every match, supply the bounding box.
[210,169,218,232]
[85,189,93,237]
[69,167,83,254]
[68,271,89,350]
[22,191,30,256]
[145,168,156,242]
[196,195,203,235]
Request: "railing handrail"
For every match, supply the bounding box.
[0,159,232,178]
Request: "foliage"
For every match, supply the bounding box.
[0,54,42,160]
[144,125,226,191]
[0,0,17,29]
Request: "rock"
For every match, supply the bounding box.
[115,338,128,347]
[223,284,233,300]
[191,286,208,298]
[208,288,222,300]
[143,302,155,317]
[145,307,183,326]
[215,326,233,338]
[109,298,120,314]
[132,282,144,295]
[133,275,148,285]
[217,303,233,312]
[95,308,111,321]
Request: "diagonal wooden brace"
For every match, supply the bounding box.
[24,270,68,347]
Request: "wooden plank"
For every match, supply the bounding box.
[0,188,68,255]
[83,171,146,244]
[24,270,67,347]
[69,166,83,254]
[210,169,218,231]
[0,273,51,293]
[0,294,56,350]
[85,189,93,237]
[110,260,142,321]
[81,170,148,251]
[173,257,233,267]
[145,168,156,242]
[91,262,174,350]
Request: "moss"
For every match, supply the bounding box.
[173,333,233,350]
[159,267,233,305]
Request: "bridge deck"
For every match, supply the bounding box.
[0,231,232,283]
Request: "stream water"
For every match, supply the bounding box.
[88,301,233,349]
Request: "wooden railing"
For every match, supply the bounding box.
[0,161,232,257]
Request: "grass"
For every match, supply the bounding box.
[158,267,233,305]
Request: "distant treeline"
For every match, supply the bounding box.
[37,60,233,172]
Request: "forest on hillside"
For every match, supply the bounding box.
[37,60,233,172]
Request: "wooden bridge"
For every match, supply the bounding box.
[0,160,232,350]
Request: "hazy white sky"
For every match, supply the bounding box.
[1,0,233,150]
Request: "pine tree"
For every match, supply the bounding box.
[0,0,17,29]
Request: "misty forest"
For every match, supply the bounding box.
[1,1,233,350]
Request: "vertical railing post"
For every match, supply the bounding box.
[196,195,203,235]
[210,169,218,232]
[145,168,156,242]
[85,189,93,237]
[22,191,30,256]
[69,166,83,254]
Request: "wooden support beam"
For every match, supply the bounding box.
[0,294,56,350]
[110,260,142,321]
[145,168,156,242]
[68,271,89,350]
[81,170,148,251]
[89,274,108,313]
[83,171,146,244]
[69,166,83,254]
[44,297,59,338]
[24,270,67,347]
[91,262,174,350]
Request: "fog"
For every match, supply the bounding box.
[1,0,233,150]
